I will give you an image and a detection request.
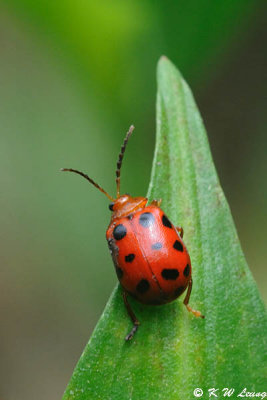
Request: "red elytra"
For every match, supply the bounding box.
[62,125,204,341]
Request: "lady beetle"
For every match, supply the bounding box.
[62,125,204,340]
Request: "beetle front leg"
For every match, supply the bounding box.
[122,290,140,341]
[150,199,162,207]
[176,226,184,238]
[183,278,205,318]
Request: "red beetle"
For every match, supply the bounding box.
[62,126,204,340]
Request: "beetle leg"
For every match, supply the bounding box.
[122,290,140,341]
[183,278,205,318]
[176,226,184,238]
[150,199,162,207]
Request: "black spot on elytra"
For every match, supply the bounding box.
[127,214,133,220]
[116,267,123,280]
[139,212,155,228]
[151,242,162,250]
[174,286,186,297]
[173,240,183,252]
[136,279,150,294]
[161,269,179,280]
[125,253,135,263]
[183,264,190,277]
[113,224,127,240]
[162,215,172,228]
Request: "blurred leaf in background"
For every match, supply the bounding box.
[0,1,266,399]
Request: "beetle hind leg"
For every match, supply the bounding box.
[122,290,140,341]
[183,278,205,318]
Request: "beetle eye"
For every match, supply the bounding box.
[109,202,114,211]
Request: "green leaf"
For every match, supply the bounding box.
[63,57,266,400]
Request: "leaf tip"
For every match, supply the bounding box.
[158,55,170,67]
[157,56,183,84]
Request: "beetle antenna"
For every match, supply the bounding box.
[61,168,115,201]
[116,125,135,198]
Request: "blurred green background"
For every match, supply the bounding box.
[0,1,266,399]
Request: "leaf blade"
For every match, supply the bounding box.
[63,57,267,400]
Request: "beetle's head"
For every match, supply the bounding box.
[108,194,147,219]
